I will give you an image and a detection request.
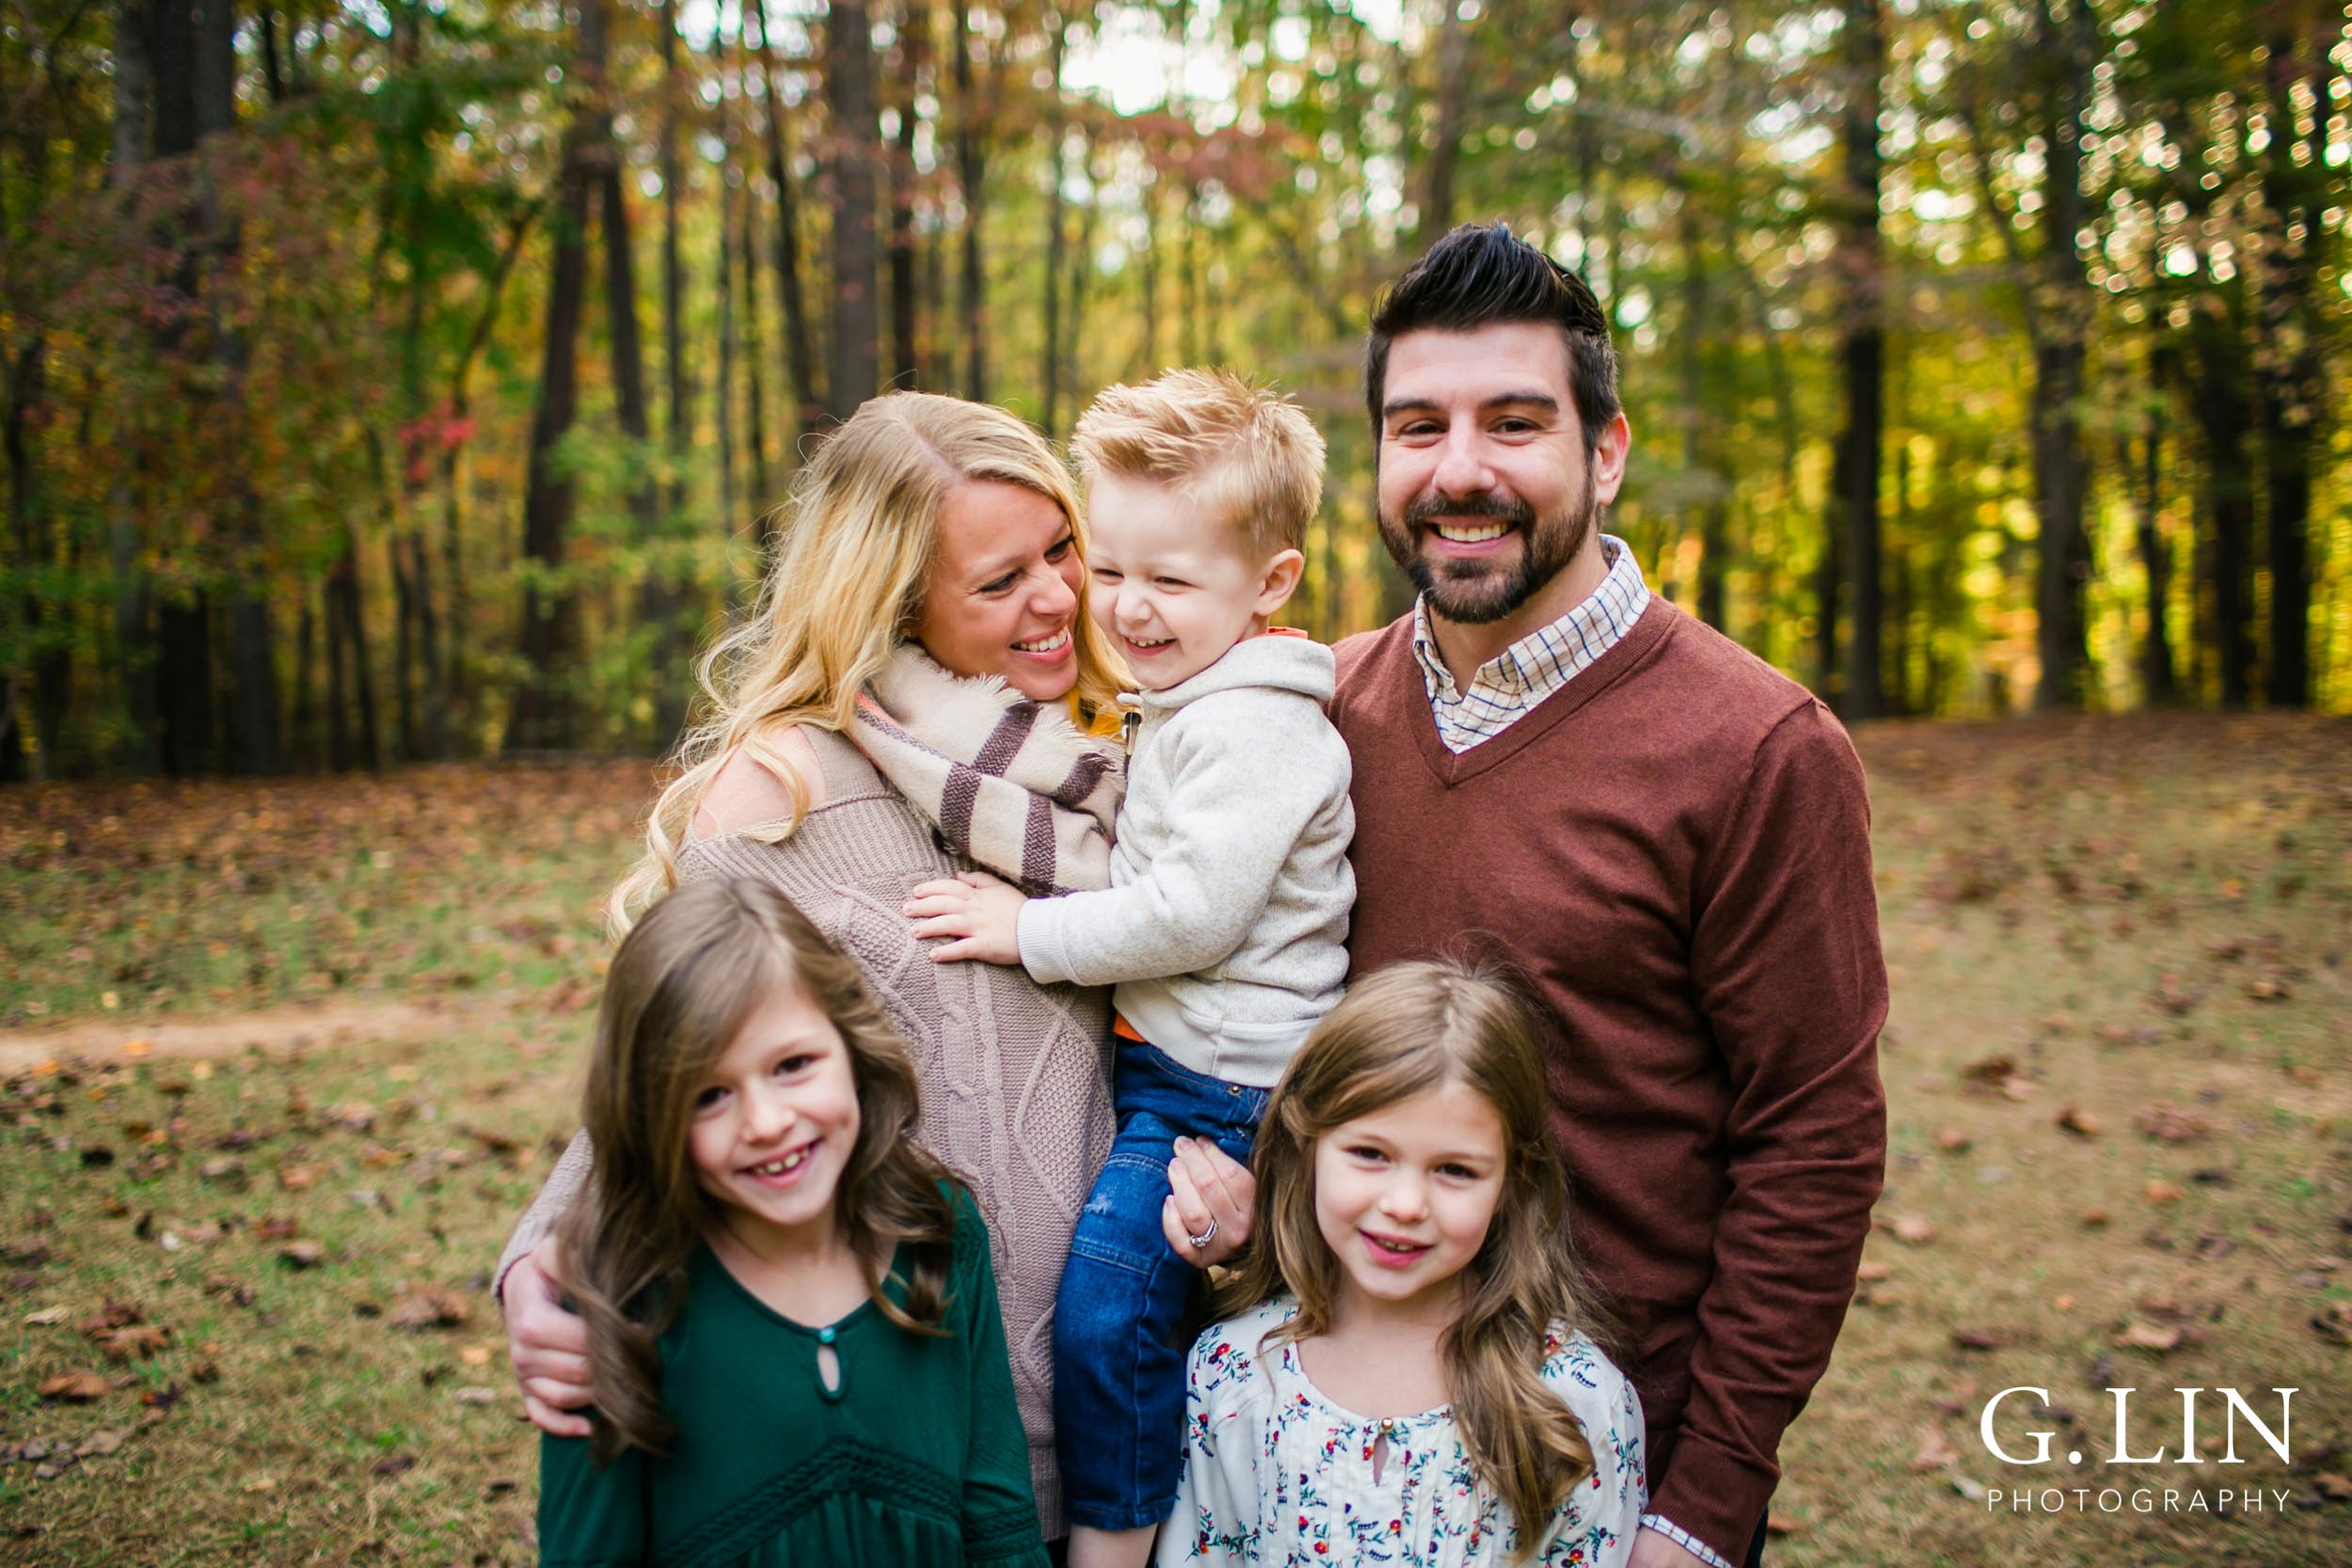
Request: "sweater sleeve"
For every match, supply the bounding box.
[1017,692,1347,988]
[497,1130,593,1307]
[952,1196,1052,1568]
[1647,700,1888,1561]
[536,1430,648,1568]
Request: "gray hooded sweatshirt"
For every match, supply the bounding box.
[1015,631,1354,1087]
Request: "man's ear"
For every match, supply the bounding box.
[1255,548,1306,618]
[1591,411,1632,506]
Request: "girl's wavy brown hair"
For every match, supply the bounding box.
[1209,958,1620,1562]
[555,879,957,1465]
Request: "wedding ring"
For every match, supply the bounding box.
[1187,1216,1219,1250]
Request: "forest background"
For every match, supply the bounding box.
[2,0,2348,781]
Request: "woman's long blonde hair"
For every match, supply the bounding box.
[1211,959,1620,1563]
[611,393,1128,934]
[557,879,960,1465]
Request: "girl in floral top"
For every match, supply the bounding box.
[1157,960,1645,1567]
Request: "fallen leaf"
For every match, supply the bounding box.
[1934,1128,1973,1153]
[74,1300,143,1335]
[453,1386,498,1404]
[23,1306,67,1326]
[1855,1260,1894,1283]
[2313,1303,2352,1347]
[2145,1180,2186,1205]
[1892,1215,1938,1245]
[389,1290,474,1331]
[1949,1473,1988,1502]
[459,1344,494,1367]
[2136,1105,2213,1143]
[369,1453,418,1478]
[278,1241,326,1269]
[197,1157,246,1187]
[39,1370,112,1402]
[75,1431,126,1458]
[276,1164,324,1192]
[1950,1326,2004,1352]
[325,1101,377,1133]
[1913,1426,1962,1470]
[97,1323,171,1361]
[255,1216,300,1242]
[2080,1208,2111,1228]
[2116,1321,2183,1353]
[242,1475,278,1494]
[2312,1473,2352,1502]
[1764,1514,1801,1538]
[2057,1106,2102,1137]
[1960,1054,2017,1089]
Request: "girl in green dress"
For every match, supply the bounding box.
[536,879,1048,1568]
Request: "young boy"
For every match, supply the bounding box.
[907,369,1353,1567]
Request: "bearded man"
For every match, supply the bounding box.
[1327,222,1890,1568]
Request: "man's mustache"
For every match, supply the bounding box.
[1401,491,1536,530]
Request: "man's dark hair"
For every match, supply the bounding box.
[1365,222,1620,452]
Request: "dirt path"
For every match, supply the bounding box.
[0,995,498,1073]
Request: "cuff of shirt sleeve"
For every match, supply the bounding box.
[1013,896,1071,986]
[1640,1515,1740,1568]
[1645,1427,1773,1568]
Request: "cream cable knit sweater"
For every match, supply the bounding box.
[497,727,1115,1536]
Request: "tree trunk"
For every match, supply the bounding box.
[1419,0,1469,248]
[952,0,987,401]
[597,164,660,543]
[513,141,594,750]
[1137,169,1160,376]
[1039,10,1068,434]
[2027,0,2090,711]
[2134,347,2176,705]
[1067,147,1096,411]
[740,148,773,516]
[660,0,691,528]
[887,0,925,389]
[827,0,882,421]
[716,169,738,526]
[754,3,820,434]
[1834,0,1885,719]
[2255,10,2325,707]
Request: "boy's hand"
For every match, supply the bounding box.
[906,870,1026,965]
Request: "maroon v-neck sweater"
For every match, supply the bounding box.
[1331,600,1888,1562]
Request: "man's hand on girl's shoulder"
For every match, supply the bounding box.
[505,1241,596,1438]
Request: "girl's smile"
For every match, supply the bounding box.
[690,981,862,1252]
[1311,1078,1507,1317]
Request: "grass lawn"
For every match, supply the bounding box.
[3,714,2348,1566]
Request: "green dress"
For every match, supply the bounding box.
[537,1191,1050,1568]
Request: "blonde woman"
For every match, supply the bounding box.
[497,393,1256,1541]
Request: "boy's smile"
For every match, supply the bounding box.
[1085,471,1301,692]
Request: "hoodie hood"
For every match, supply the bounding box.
[1127,630,1335,714]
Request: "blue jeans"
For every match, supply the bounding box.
[1054,1037,1269,1531]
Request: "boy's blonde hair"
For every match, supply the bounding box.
[1070,369,1326,560]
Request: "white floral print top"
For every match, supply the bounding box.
[1155,1298,1646,1568]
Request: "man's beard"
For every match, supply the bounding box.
[1378,471,1598,626]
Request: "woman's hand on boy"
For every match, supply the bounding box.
[906,871,1025,965]
[504,1240,595,1437]
[1162,1135,1254,1270]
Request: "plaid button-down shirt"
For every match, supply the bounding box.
[1409,533,1653,753]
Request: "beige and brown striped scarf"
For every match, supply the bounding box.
[850,645,1123,897]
